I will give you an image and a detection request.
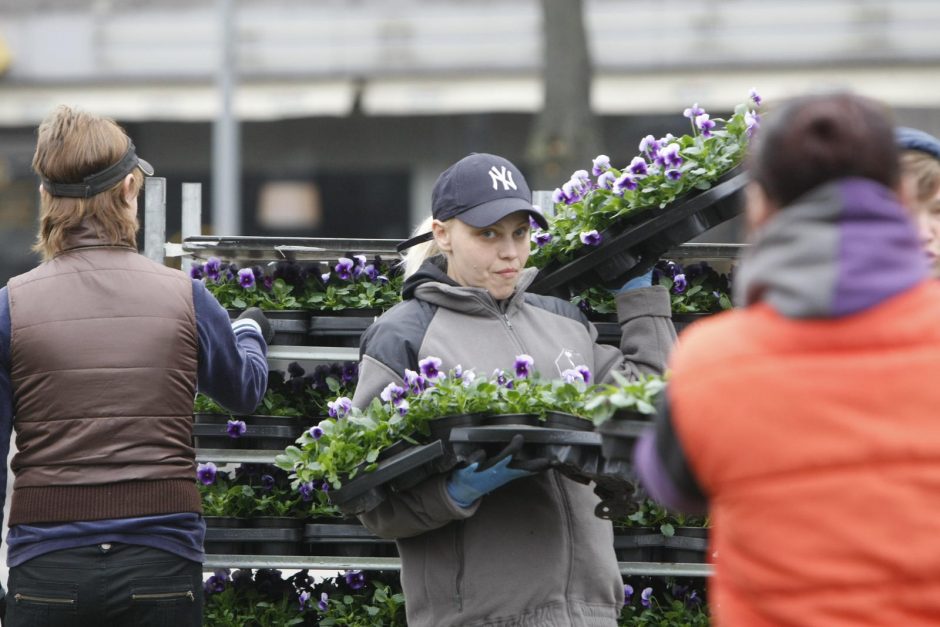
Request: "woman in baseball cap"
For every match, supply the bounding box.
[896,126,940,277]
[351,152,677,627]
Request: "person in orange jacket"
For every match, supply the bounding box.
[635,92,940,626]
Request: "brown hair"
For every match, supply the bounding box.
[900,150,940,205]
[32,105,142,261]
[749,92,899,208]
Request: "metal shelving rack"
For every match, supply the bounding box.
[147,180,733,581]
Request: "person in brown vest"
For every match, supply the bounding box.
[0,105,270,626]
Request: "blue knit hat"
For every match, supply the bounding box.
[896,126,940,160]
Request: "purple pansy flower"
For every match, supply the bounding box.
[749,87,762,106]
[380,383,407,406]
[561,181,580,205]
[308,425,324,440]
[639,134,660,156]
[623,584,634,603]
[419,356,443,380]
[204,573,227,594]
[561,368,585,384]
[262,275,273,290]
[745,110,761,137]
[227,419,247,438]
[641,587,653,608]
[514,354,534,378]
[342,362,358,384]
[695,113,716,137]
[344,570,366,590]
[665,169,682,181]
[628,157,649,177]
[404,369,428,394]
[658,143,683,168]
[334,257,354,281]
[328,397,353,418]
[576,365,591,384]
[197,462,217,485]
[613,173,637,196]
[597,170,617,190]
[552,187,567,205]
[580,230,602,246]
[531,231,552,248]
[591,154,611,176]
[189,263,204,280]
[673,273,688,293]
[299,481,316,501]
[298,591,310,610]
[683,103,705,119]
[205,257,222,281]
[396,399,410,416]
[318,592,329,611]
[237,268,255,289]
[493,369,513,389]
[260,474,275,491]
[319,480,330,493]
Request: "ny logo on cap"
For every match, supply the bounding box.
[488,165,517,191]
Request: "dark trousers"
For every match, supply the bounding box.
[5,543,203,627]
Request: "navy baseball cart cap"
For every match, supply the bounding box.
[398,153,549,252]
[41,140,154,198]
[896,126,940,160]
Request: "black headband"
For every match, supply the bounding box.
[41,141,154,198]
[396,231,434,253]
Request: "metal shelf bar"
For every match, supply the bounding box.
[202,556,712,577]
[196,449,280,463]
[267,345,359,362]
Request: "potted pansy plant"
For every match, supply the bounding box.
[277,356,638,515]
[302,254,404,347]
[528,90,762,295]
[570,259,734,344]
[585,371,666,463]
[619,579,710,626]
[193,361,358,451]
[193,257,314,345]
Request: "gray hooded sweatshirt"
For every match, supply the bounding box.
[352,257,676,627]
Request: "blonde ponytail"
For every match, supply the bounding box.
[401,216,441,279]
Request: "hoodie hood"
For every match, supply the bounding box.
[733,177,928,318]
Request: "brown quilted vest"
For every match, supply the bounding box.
[6,221,201,525]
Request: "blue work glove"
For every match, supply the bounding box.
[612,269,653,293]
[446,434,548,508]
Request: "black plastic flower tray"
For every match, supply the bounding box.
[448,425,603,483]
[204,525,303,556]
[661,529,709,564]
[227,309,312,345]
[307,313,377,347]
[613,529,664,562]
[303,522,399,558]
[530,167,747,296]
[193,414,313,450]
[596,418,650,462]
[328,440,447,516]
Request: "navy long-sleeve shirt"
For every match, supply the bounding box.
[0,279,268,566]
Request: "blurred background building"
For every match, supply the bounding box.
[0,0,938,281]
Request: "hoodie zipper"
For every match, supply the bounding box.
[502,313,513,330]
[454,520,465,612]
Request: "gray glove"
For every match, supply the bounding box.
[234,307,274,344]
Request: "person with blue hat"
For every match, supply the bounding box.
[896,126,940,277]
[351,152,677,626]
